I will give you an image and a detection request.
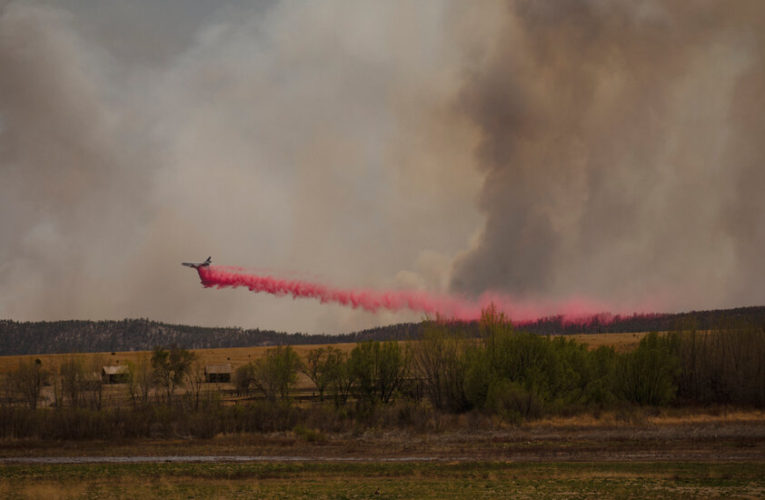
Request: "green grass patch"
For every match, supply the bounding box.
[1,461,764,499]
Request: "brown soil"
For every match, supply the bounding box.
[2,414,763,463]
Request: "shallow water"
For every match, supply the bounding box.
[0,455,446,464]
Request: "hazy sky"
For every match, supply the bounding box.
[1,1,763,333]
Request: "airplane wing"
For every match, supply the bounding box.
[182,257,212,269]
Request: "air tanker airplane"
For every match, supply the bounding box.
[181,256,211,269]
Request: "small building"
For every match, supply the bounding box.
[205,363,232,383]
[101,365,129,384]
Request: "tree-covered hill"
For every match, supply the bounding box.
[519,306,765,335]
[0,318,423,355]
[1,305,763,355]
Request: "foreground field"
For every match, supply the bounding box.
[2,410,764,461]
[1,410,763,498]
[1,461,763,499]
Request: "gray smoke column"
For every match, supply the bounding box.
[450,1,765,311]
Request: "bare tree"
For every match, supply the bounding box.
[59,357,85,407]
[7,358,48,409]
[412,322,469,412]
[302,347,347,402]
[151,346,196,404]
[349,341,410,404]
[185,360,206,410]
[247,346,301,402]
[81,356,104,410]
[127,356,153,406]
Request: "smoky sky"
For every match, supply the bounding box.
[451,1,765,312]
[1,1,763,333]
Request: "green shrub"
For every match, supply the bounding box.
[618,332,679,406]
[485,379,542,423]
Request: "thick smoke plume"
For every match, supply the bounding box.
[450,1,765,311]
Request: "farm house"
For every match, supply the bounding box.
[101,365,129,384]
[205,364,232,383]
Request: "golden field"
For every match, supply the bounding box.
[0,342,355,376]
[0,331,651,375]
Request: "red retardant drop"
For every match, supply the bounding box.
[195,265,654,325]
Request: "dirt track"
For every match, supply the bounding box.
[2,419,764,463]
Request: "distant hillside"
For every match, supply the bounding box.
[1,305,763,355]
[0,318,423,355]
[520,306,765,335]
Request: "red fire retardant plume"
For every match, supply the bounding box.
[195,266,641,324]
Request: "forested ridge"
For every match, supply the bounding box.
[0,319,423,355]
[1,305,764,355]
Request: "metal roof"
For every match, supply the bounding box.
[205,363,232,374]
[102,365,129,375]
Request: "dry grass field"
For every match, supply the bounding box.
[556,331,650,351]
[0,331,650,376]
[0,342,358,376]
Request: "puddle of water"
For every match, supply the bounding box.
[0,455,449,464]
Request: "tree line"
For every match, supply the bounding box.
[232,305,765,419]
[0,307,763,440]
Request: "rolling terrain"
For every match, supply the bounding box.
[1,305,763,355]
